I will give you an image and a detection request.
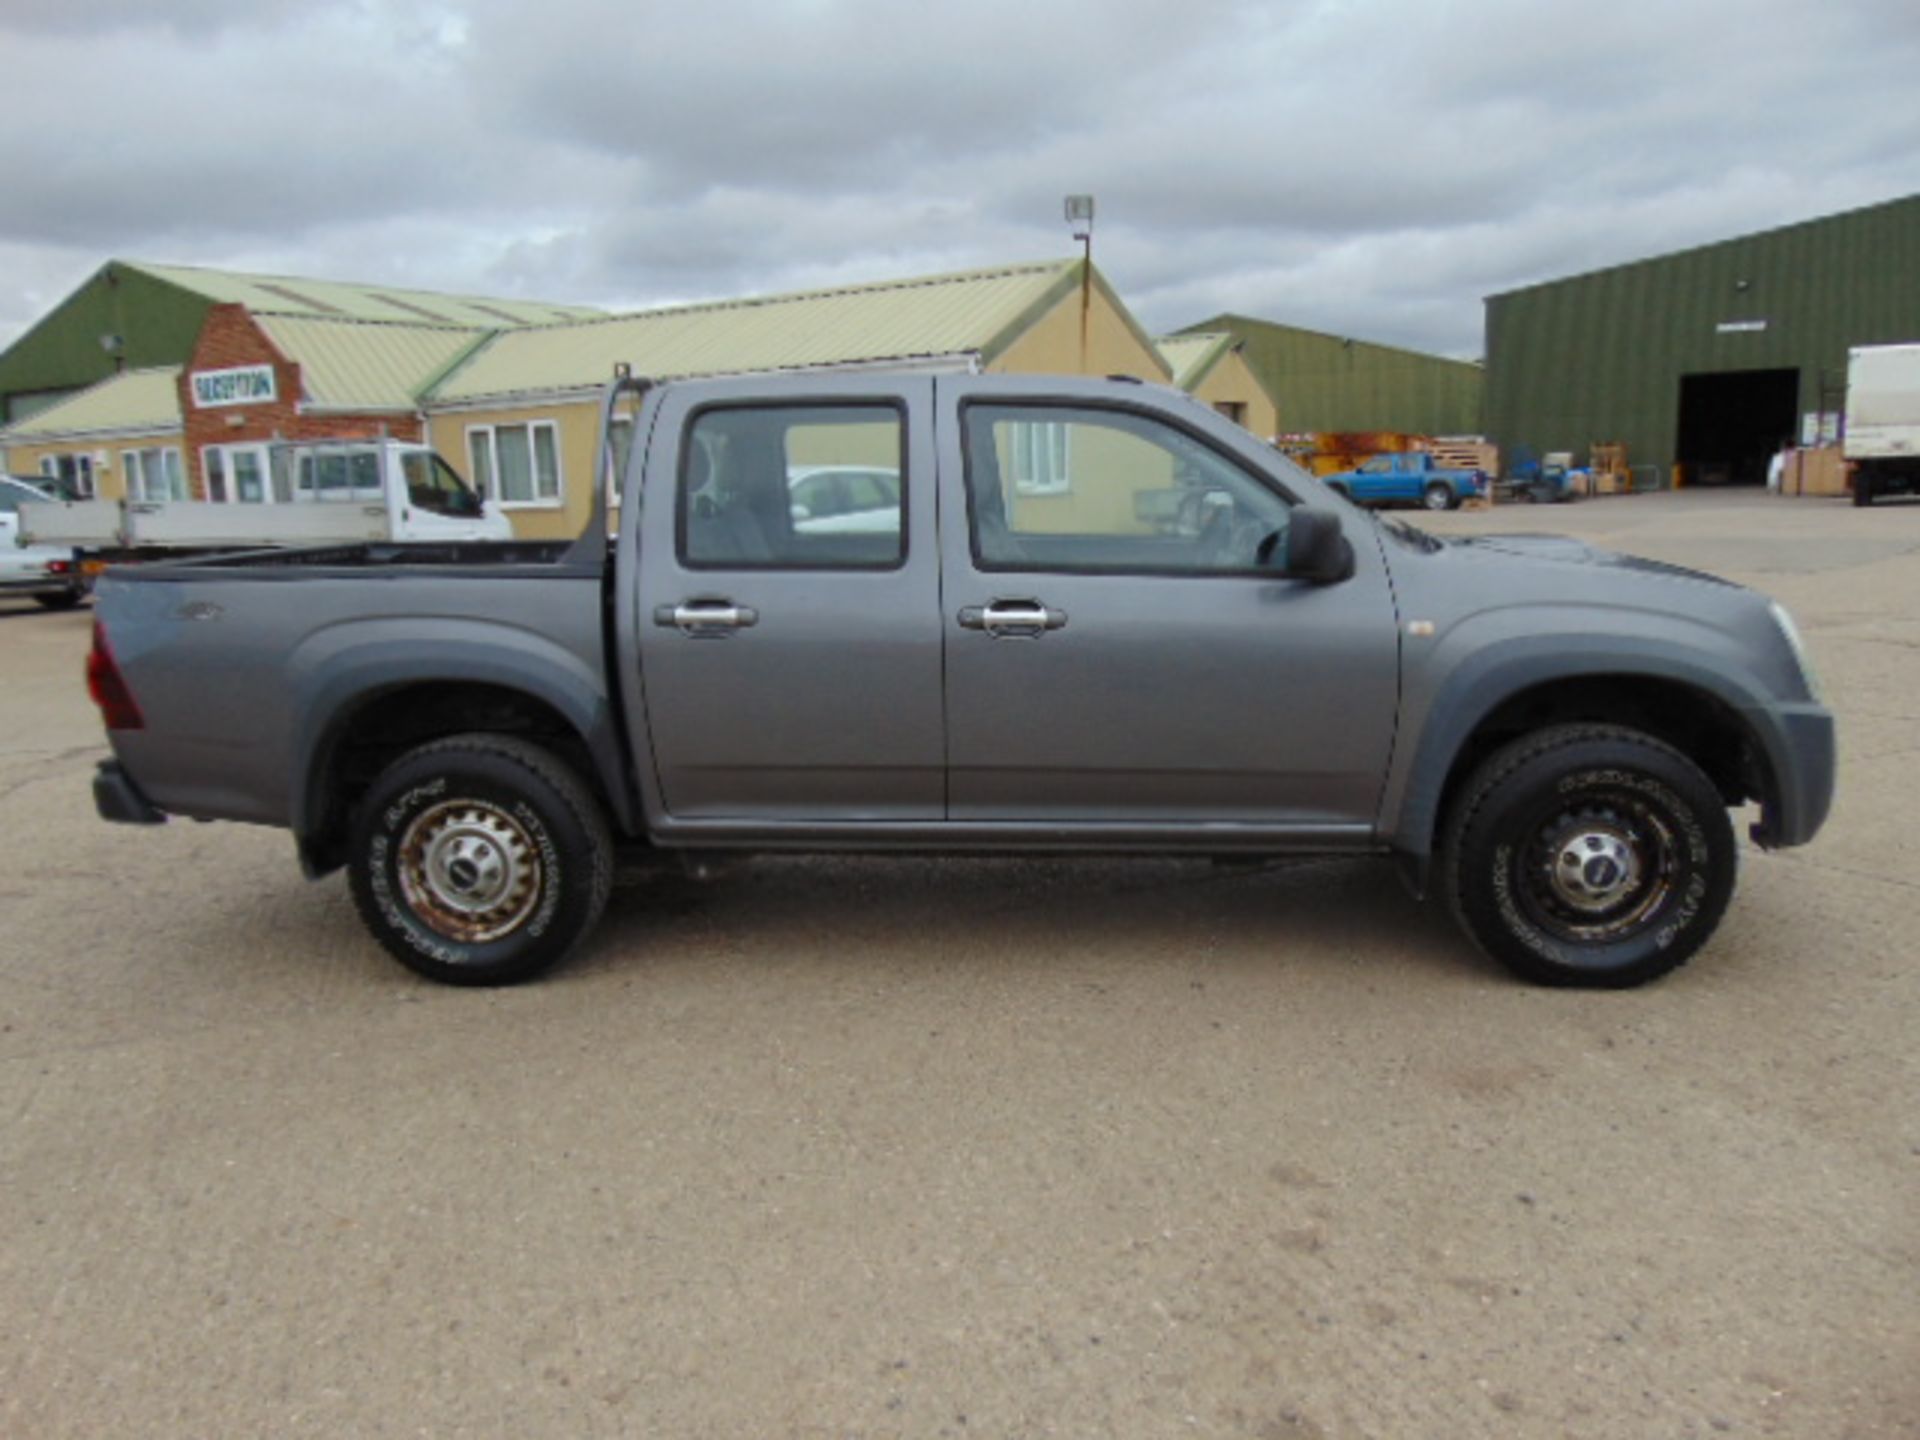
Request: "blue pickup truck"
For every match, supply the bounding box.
[1322,453,1486,511]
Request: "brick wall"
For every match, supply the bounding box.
[178,305,422,498]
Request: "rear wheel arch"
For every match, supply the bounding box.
[298,677,630,876]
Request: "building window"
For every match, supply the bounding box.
[467,420,562,507]
[1214,401,1247,427]
[123,447,187,503]
[1008,420,1071,495]
[39,452,95,500]
[202,444,277,503]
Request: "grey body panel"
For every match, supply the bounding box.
[627,375,945,821]
[97,559,629,835]
[932,374,1401,826]
[1371,526,1833,853]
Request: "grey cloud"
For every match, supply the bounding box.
[0,0,1916,363]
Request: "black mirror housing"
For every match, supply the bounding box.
[1282,507,1354,583]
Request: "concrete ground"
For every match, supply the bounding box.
[0,490,1914,1439]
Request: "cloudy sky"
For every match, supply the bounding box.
[2,0,1916,360]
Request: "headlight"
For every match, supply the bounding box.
[1769,602,1823,702]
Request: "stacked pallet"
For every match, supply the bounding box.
[1418,437,1498,475]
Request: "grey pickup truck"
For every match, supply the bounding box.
[87,372,1834,988]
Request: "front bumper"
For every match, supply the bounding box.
[94,761,166,825]
[1746,703,1836,848]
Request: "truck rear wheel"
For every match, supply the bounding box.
[348,733,613,985]
[1440,724,1736,987]
[1852,470,1874,506]
[1423,480,1457,511]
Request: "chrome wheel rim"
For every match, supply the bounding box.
[396,799,542,943]
[1424,486,1451,510]
[1521,801,1676,944]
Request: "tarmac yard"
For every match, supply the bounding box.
[0,491,1915,1439]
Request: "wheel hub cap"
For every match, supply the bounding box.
[397,800,542,943]
[1549,826,1641,912]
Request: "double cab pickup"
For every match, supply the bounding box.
[87,373,1834,988]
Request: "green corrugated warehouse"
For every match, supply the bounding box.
[1484,191,1920,486]
[1174,313,1483,436]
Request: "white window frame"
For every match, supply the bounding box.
[465,419,564,510]
[122,446,186,503]
[1009,420,1072,496]
[202,443,275,504]
[40,452,96,499]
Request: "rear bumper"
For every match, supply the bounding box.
[1746,703,1836,848]
[94,761,166,825]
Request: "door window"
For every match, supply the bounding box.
[679,404,904,569]
[401,451,483,517]
[962,405,1292,574]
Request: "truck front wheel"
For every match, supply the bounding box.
[1440,724,1736,987]
[348,733,613,985]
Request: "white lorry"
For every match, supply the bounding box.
[1845,342,1920,506]
[19,438,512,558]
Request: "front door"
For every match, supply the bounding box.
[938,384,1401,830]
[635,378,945,820]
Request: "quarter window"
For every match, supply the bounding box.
[680,404,903,569]
[963,404,1293,574]
[467,421,561,507]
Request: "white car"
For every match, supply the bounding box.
[0,476,87,609]
[787,465,901,535]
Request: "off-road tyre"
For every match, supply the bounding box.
[1440,724,1736,988]
[349,733,613,986]
[1852,471,1874,506]
[1423,480,1457,511]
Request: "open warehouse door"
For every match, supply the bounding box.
[1676,368,1799,486]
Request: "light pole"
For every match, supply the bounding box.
[1064,195,1094,373]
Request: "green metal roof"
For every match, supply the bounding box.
[1155,332,1234,391]
[255,316,491,412]
[124,261,604,328]
[0,366,182,440]
[430,260,1081,404]
[1177,313,1484,434]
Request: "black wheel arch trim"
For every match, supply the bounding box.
[1382,639,1827,867]
[290,638,640,862]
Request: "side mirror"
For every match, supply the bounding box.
[1271,507,1354,584]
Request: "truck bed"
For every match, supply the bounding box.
[96,543,613,832]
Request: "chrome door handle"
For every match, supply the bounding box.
[958,599,1068,638]
[654,600,759,635]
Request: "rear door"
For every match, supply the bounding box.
[634,377,944,820]
[937,379,1401,830]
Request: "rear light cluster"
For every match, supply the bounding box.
[48,559,71,575]
[86,619,145,731]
